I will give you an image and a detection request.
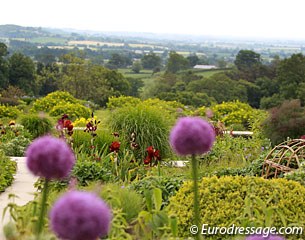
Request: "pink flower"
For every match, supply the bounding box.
[170,117,215,155]
[26,136,75,179]
[50,191,112,240]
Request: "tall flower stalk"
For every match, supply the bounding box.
[170,117,215,240]
[25,136,75,239]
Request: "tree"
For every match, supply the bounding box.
[8,52,36,94]
[186,73,248,103]
[131,60,142,73]
[0,43,9,89]
[186,54,199,67]
[166,51,189,73]
[125,77,144,97]
[277,53,305,104]
[106,53,132,69]
[141,52,161,70]
[36,63,60,96]
[234,50,263,82]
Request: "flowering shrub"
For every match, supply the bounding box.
[107,96,190,117]
[107,96,142,109]
[31,91,80,113]
[167,176,305,238]
[0,105,21,118]
[49,102,91,119]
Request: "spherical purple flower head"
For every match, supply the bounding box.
[50,191,112,240]
[26,136,75,179]
[246,234,285,240]
[170,117,215,155]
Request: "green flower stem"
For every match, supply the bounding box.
[191,154,200,240]
[36,179,49,239]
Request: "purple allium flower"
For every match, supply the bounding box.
[246,234,285,240]
[50,191,112,240]
[26,136,75,179]
[170,117,215,155]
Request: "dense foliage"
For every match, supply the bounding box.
[262,99,305,145]
[0,150,17,192]
[168,176,305,239]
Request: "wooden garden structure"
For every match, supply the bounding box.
[262,139,305,178]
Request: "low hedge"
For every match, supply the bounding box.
[0,151,17,192]
[167,176,305,239]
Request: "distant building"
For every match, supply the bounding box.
[193,65,217,69]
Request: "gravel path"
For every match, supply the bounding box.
[0,157,38,239]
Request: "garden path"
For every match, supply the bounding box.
[0,157,38,239]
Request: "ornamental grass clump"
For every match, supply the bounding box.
[50,191,112,240]
[170,117,215,239]
[25,135,76,239]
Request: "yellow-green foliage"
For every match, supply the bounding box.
[73,116,98,127]
[31,91,80,113]
[107,96,142,109]
[142,98,189,116]
[0,105,21,119]
[210,101,266,129]
[167,176,305,238]
[107,96,190,117]
[49,103,91,119]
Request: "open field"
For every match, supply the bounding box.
[192,68,230,77]
[30,37,67,44]
[118,68,155,79]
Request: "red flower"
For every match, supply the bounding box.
[110,141,120,152]
[144,156,152,165]
[67,124,74,131]
[146,146,154,157]
[154,149,161,161]
[64,120,72,128]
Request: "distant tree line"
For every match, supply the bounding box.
[1,40,305,109]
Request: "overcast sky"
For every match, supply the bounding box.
[1,0,305,40]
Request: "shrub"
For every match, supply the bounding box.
[130,176,184,208]
[262,99,305,145]
[72,129,115,154]
[49,103,91,119]
[20,114,53,138]
[0,105,21,119]
[0,150,17,192]
[72,160,112,186]
[108,103,173,161]
[31,91,80,113]
[167,176,305,239]
[99,183,143,223]
[107,96,142,110]
[0,135,31,156]
[209,101,261,129]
